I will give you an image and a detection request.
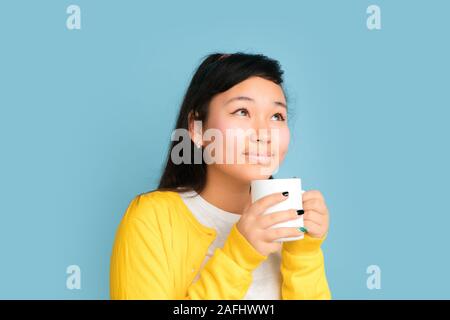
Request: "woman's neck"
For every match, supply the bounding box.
[199,167,251,215]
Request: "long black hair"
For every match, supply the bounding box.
[156,52,286,194]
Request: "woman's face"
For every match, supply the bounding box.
[201,76,290,182]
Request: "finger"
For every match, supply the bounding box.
[264,226,304,242]
[259,209,300,229]
[303,210,326,226]
[303,219,325,237]
[303,198,328,214]
[250,191,289,216]
[302,190,324,202]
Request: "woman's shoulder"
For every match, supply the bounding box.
[136,189,180,203]
[123,189,182,223]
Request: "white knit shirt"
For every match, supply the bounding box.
[178,190,281,300]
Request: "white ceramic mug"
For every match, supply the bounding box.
[250,178,304,242]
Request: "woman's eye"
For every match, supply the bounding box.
[272,113,286,121]
[233,108,249,117]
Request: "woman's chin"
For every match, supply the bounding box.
[229,165,276,182]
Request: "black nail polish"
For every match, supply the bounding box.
[282,191,289,197]
[296,209,304,216]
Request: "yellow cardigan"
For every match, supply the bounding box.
[110,190,331,300]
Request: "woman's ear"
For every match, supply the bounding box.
[188,111,203,148]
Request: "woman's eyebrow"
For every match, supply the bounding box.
[224,96,287,108]
[274,101,287,109]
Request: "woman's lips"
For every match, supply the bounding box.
[242,152,274,164]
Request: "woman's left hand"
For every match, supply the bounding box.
[301,190,329,239]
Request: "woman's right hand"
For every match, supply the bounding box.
[236,191,303,257]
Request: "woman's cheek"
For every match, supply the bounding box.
[205,118,248,163]
[277,127,290,161]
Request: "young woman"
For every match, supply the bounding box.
[110,52,331,300]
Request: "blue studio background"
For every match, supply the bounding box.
[0,0,449,299]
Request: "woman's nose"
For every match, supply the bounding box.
[249,126,271,143]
